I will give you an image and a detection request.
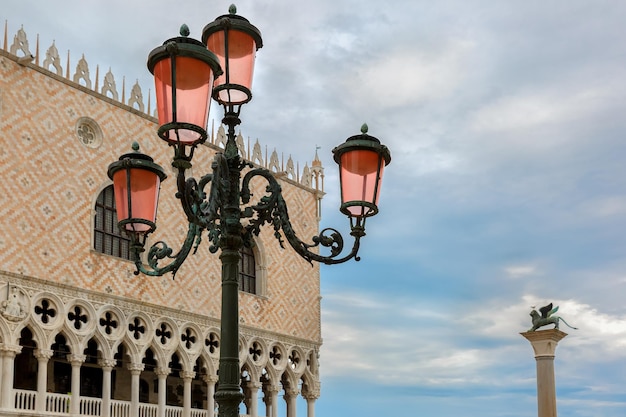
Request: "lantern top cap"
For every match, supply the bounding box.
[107,142,168,181]
[201,6,263,49]
[147,24,223,77]
[180,24,190,37]
[332,124,392,166]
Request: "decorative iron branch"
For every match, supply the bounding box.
[241,167,363,265]
[131,220,203,278]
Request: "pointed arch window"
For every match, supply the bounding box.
[239,245,256,294]
[94,185,131,260]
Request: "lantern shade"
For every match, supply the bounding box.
[339,150,386,218]
[202,7,263,106]
[333,125,391,219]
[148,26,222,147]
[107,143,167,236]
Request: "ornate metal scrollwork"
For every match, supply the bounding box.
[128,108,364,276]
[241,168,362,265]
[131,220,203,278]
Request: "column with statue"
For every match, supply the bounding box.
[521,303,577,417]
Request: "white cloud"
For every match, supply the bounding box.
[321,291,626,391]
[341,38,476,109]
[468,83,622,140]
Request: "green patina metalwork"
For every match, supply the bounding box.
[111,8,391,417]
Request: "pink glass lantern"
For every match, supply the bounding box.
[107,142,167,237]
[202,5,263,106]
[148,25,223,147]
[333,125,391,219]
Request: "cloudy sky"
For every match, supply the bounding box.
[4,1,626,416]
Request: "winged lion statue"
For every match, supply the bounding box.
[529,303,578,332]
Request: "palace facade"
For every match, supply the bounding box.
[0,24,325,417]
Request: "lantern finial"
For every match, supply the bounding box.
[361,123,368,134]
[180,24,190,37]
[131,141,140,152]
[229,4,237,14]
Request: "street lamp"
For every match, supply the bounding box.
[107,5,391,417]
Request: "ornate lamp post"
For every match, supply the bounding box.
[107,5,391,417]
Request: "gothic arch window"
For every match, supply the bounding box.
[14,327,37,390]
[94,184,131,260]
[81,338,103,397]
[239,245,256,294]
[51,333,71,394]
[139,379,150,403]
[238,239,268,297]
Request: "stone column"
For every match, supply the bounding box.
[521,329,568,417]
[245,381,261,417]
[156,367,170,417]
[268,386,279,417]
[261,386,271,417]
[34,349,54,412]
[182,371,195,417]
[302,392,319,417]
[284,388,299,417]
[1,344,22,408]
[68,354,86,416]
[203,375,218,417]
[128,363,144,417]
[99,359,116,417]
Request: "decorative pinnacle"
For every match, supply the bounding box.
[229,4,237,14]
[180,24,190,37]
[131,141,140,152]
[361,123,369,134]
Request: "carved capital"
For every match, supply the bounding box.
[0,344,22,356]
[521,329,568,358]
[182,371,196,380]
[127,363,145,374]
[245,381,262,391]
[68,354,87,365]
[203,375,219,384]
[284,387,300,398]
[155,367,170,377]
[265,385,281,395]
[99,358,117,369]
[302,390,320,400]
[34,349,54,361]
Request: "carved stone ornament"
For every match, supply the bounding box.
[128,81,144,112]
[0,284,29,321]
[76,117,103,149]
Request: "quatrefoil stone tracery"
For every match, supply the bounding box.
[99,311,118,335]
[34,299,57,324]
[181,328,196,349]
[75,117,102,149]
[128,317,146,340]
[269,345,282,366]
[68,305,88,330]
[288,350,300,370]
[156,322,172,345]
[205,332,220,354]
[249,341,262,362]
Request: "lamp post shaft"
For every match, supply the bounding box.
[214,118,245,417]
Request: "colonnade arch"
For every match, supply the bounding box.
[2,282,320,417]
